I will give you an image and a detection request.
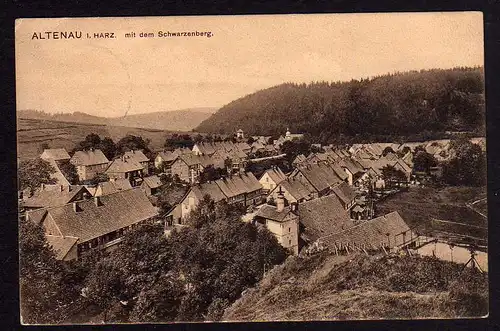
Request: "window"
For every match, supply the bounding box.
[289,227,291,233]
[289,240,291,245]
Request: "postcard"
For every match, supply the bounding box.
[15,13,487,324]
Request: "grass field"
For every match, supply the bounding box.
[17,118,186,161]
[223,252,488,321]
[375,186,487,240]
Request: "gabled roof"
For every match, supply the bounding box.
[46,158,71,187]
[194,142,216,155]
[191,181,226,202]
[295,163,343,192]
[319,211,414,249]
[215,172,262,198]
[332,182,356,207]
[22,185,90,209]
[41,148,71,161]
[71,149,109,166]
[292,154,307,165]
[142,175,163,189]
[156,151,178,163]
[97,179,133,195]
[261,167,286,185]
[106,157,143,174]
[46,235,79,260]
[298,194,355,241]
[275,177,316,202]
[40,188,158,243]
[338,158,364,175]
[328,163,348,181]
[256,204,295,223]
[123,150,149,163]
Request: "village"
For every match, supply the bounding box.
[18,127,487,271]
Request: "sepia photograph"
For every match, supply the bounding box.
[15,13,487,324]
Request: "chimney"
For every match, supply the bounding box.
[72,201,79,213]
[291,202,298,212]
[276,188,285,213]
[41,183,45,190]
[59,185,63,192]
[94,196,102,207]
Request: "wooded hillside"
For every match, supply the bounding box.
[196,67,485,144]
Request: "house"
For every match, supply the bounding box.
[123,150,150,175]
[254,192,299,255]
[316,211,416,252]
[141,175,163,196]
[105,155,145,186]
[289,163,345,197]
[154,148,191,171]
[70,149,110,181]
[27,188,158,261]
[331,182,356,210]
[40,148,71,162]
[259,167,287,193]
[22,185,91,211]
[284,128,304,141]
[267,176,317,204]
[170,154,203,184]
[337,158,365,186]
[95,178,133,196]
[298,194,356,246]
[292,154,307,167]
[236,129,245,139]
[168,172,263,225]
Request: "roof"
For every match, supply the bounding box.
[338,158,364,175]
[106,157,143,174]
[41,188,158,243]
[123,150,149,163]
[352,205,365,213]
[46,158,71,187]
[142,175,163,189]
[294,163,343,193]
[22,185,90,209]
[256,204,294,222]
[331,182,356,207]
[26,208,48,225]
[191,181,227,202]
[319,211,414,249]
[276,177,316,202]
[70,149,109,166]
[46,235,79,260]
[293,154,307,165]
[261,167,287,185]
[298,194,355,241]
[215,172,262,198]
[177,153,202,167]
[41,148,71,161]
[97,179,133,195]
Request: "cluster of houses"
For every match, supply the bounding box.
[22,129,483,262]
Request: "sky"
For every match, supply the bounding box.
[15,12,484,117]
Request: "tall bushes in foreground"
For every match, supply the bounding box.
[83,198,288,322]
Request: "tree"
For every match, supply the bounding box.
[381,165,408,188]
[99,137,117,160]
[116,135,151,157]
[280,140,311,165]
[56,160,79,184]
[246,137,255,145]
[82,197,288,323]
[443,136,486,186]
[199,165,225,184]
[72,134,117,160]
[18,158,57,191]
[413,151,438,174]
[19,217,77,324]
[164,134,194,150]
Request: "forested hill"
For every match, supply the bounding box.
[195,67,485,144]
